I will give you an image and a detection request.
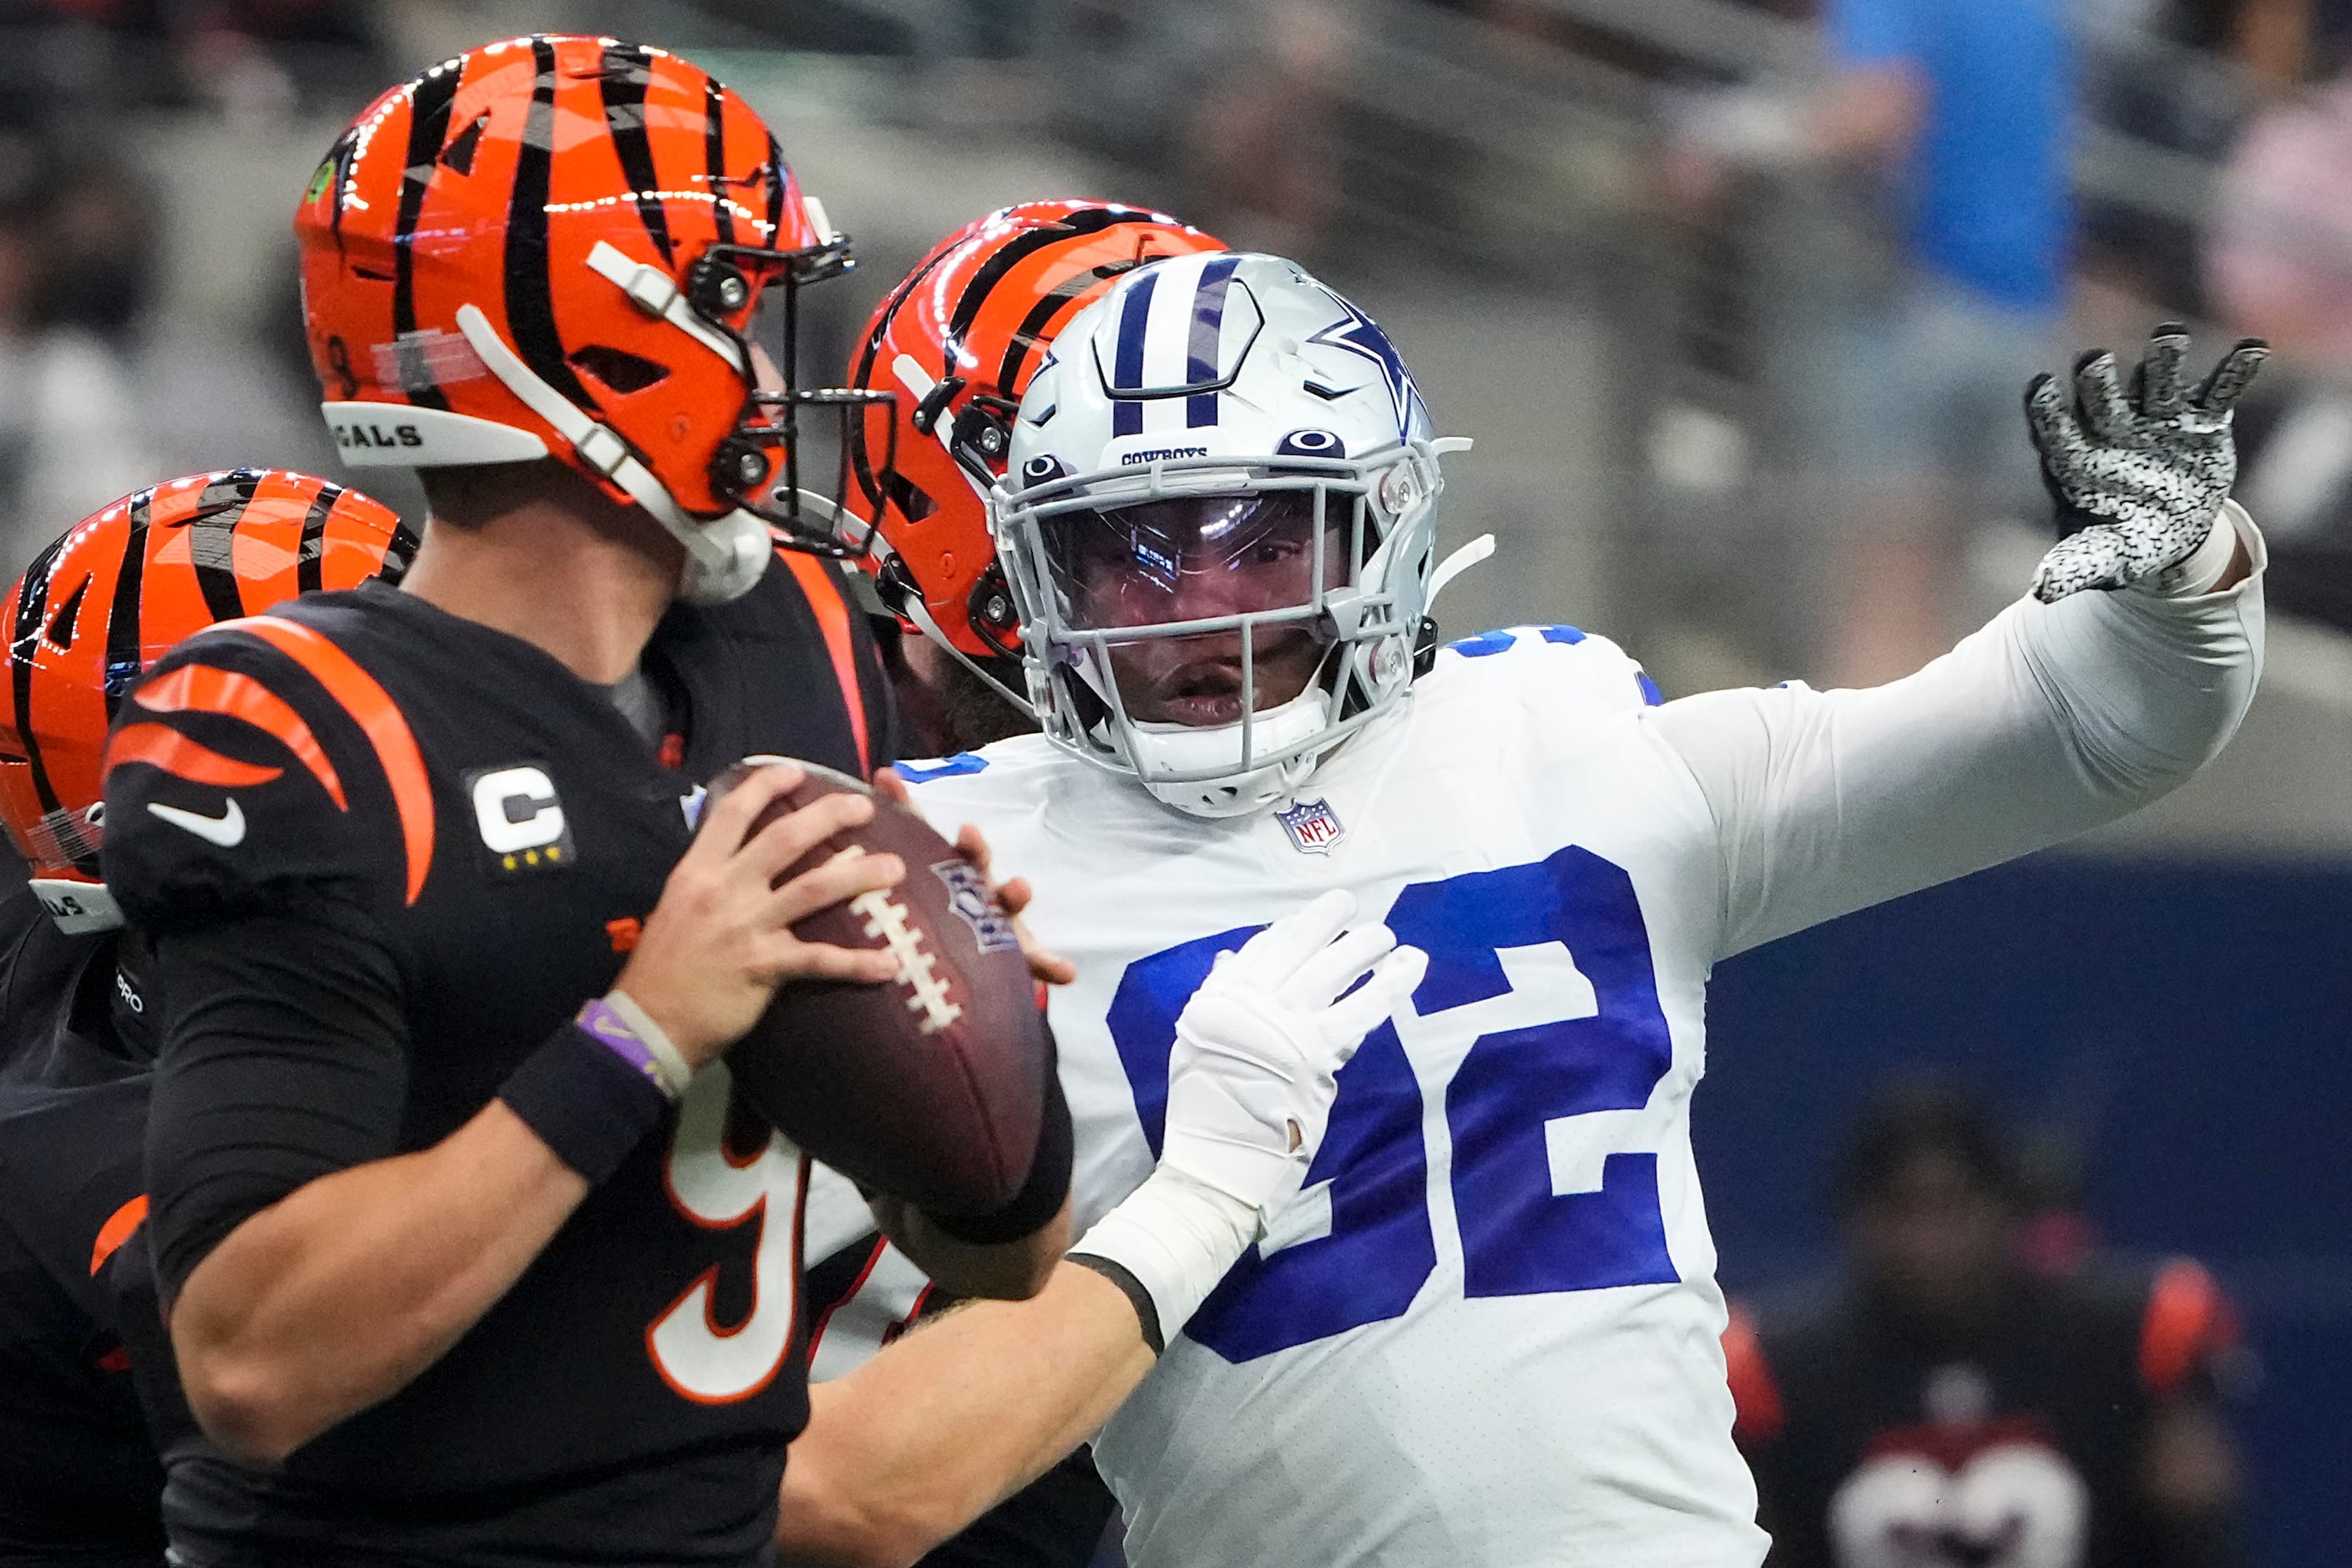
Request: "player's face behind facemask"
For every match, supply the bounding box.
[1041,488,1348,726]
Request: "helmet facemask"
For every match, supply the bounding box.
[994,443,1441,818]
[694,236,898,560]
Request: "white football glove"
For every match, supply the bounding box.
[2026,326,2267,604]
[1070,889,1427,1348]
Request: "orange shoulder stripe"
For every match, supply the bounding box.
[781,549,872,776]
[104,724,285,791]
[2140,1257,2235,1397]
[132,665,347,810]
[221,615,434,905]
[89,1194,148,1276]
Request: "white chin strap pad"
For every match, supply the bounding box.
[452,303,771,604]
[1128,690,1332,820]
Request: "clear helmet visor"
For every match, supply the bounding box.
[1039,488,1350,730]
[1042,489,1345,631]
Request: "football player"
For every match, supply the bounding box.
[844,198,1227,760]
[91,38,1082,1566]
[804,199,1228,1567]
[1727,1083,2247,1568]
[0,471,413,1568]
[97,44,1414,1568]
[777,259,2269,1566]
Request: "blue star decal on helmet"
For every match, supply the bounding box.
[1306,291,1426,438]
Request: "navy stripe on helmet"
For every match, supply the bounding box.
[1110,269,1157,437]
[1185,254,1242,428]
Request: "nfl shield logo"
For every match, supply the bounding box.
[1275,797,1346,855]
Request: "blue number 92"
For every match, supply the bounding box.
[1105,844,1679,1363]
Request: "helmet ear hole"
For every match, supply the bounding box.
[883,470,937,524]
[568,344,670,395]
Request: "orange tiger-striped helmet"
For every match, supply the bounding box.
[0,470,414,932]
[846,200,1226,668]
[296,35,879,602]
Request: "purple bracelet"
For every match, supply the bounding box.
[575,996,680,1099]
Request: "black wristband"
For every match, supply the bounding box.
[1068,1252,1163,1356]
[928,1064,1075,1245]
[498,1022,672,1185]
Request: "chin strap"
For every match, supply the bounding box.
[453,303,770,604]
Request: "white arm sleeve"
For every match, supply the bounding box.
[1653,503,2267,959]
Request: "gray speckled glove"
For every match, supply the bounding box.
[2025,326,2268,604]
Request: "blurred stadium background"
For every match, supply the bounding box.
[0,0,2343,1558]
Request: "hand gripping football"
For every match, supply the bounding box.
[705,759,1051,1216]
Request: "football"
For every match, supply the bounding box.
[705,758,1051,1216]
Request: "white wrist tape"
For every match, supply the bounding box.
[1069,1166,1261,1347]
[2142,501,2248,599]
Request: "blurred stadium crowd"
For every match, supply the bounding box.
[0,0,2341,1561]
[11,0,2352,828]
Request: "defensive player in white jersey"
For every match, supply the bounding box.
[779,252,2267,1567]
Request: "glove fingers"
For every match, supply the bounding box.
[2024,374,2091,471]
[2191,339,2269,417]
[1320,945,1429,1054]
[2137,325,2191,418]
[1227,888,1358,989]
[1283,921,1399,1013]
[2072,351,2140,446]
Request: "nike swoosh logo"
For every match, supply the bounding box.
[148,798,246,847]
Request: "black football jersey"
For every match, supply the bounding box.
[0,881,164,1568]
[102,559,894,1567]
[1730,1263,2240,1568]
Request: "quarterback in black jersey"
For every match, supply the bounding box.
[0,470,417,1568]
[107,553,1072,1565]
[96,38,1073,1568]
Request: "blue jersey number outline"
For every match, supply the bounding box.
[1105,843,1677,1363]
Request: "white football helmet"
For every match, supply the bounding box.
[990,253,1472,817]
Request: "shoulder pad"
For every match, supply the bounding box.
[100,617,429,930]
[892,736,1080,830]
[1429,624,1662,713]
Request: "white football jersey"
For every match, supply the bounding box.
[899,540,2262,1568]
